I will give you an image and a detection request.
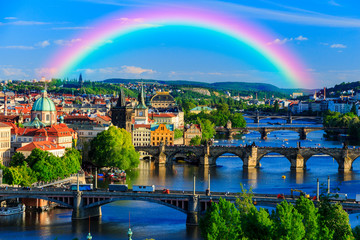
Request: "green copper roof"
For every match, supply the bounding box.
[23,117,47,128]
[32,91,56,112]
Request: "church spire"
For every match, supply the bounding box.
[137,84,146,108]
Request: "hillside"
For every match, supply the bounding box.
[103,78,312,94]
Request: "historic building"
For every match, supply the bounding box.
[150,92,176,109]
[150,124,174,146]
[111,89,134,132]
[134,85,148,125]
[29,90,57,126]
[0,123,11,166]
[132,124,151,146]
[183,124,202,145]
[16,141,66,158]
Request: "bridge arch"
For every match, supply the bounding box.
[167,150,202,164]
[303,152,341,171]
[83,197,187,214]
[0,195,73,208]
[257,151,292,166]
[211,150,245,165]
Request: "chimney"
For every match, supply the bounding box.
[323,87,326,100]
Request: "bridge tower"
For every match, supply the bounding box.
[155,142,167,165]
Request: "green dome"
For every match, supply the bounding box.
[32,92,56,112]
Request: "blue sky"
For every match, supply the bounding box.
[0,0,360,89]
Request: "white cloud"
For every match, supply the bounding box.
[35,40,50,48]
[115,17,145,23]
[52,26,93,30]
[329,0,340,6]
[295,35,308,41]
[268,35,308,45]
[0,45,34,50]
[0,68,28,77]
[4,17,17,20]
[330,43,347,48]
[121,65,155,74]
[0,20,49,26]
[54,38,82,46]
[215,1,360,28]
[34,68,58,78]
[74,66,156,76]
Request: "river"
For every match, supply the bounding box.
[1,119,360,240]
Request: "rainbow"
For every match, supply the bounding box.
[48,6,312,88]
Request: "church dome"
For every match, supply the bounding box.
[32,90,56,112]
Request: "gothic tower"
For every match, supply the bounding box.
[79,73,83,89]
[134,84,148,124]
[111,89,133,132]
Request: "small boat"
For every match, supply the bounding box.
[0,204,25,216]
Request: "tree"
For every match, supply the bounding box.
[199,119,216,141]
[351,103,357,115]
[272,201,305,240]
[274,100,280,112]
[10,152,26,167]
[295,196,320,240]
[189,136,201,146]
[229,113,246,128]
[62,148,82,175]
[318,200,353,240]
[200,198,243,240]
[89,126,140,170]
[174,129,183,139]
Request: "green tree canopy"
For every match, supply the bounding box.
[189,136,201,146]
[89,126,140,170]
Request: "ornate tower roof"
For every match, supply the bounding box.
[136,84,147,109]
[32,90,56,112]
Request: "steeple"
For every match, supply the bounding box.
[116,89,126,108]
[79,73,83,84]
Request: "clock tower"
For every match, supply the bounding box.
[134,84,148,124]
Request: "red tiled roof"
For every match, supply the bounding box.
[96,115,111,121]
[152,113,176,118]
[133,124,151,129]
[17,141,65,152]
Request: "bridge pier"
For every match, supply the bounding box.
[290,153,305,170]
[287,117,292,124]
[338,153,353,172]
[299,128,307,140]
[72,191,102,220]
[243,146,258,169]
[259,128,268,140]
[186,195,200,226]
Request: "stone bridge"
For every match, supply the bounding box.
[215,126,347,140]
[243,112,322,124]
[135,144,360,172]
[1,188,360,225]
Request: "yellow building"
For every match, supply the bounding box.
[150,124,174,146]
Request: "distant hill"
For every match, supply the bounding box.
[102,78,313,94]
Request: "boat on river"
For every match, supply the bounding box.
[0,204,25,216]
